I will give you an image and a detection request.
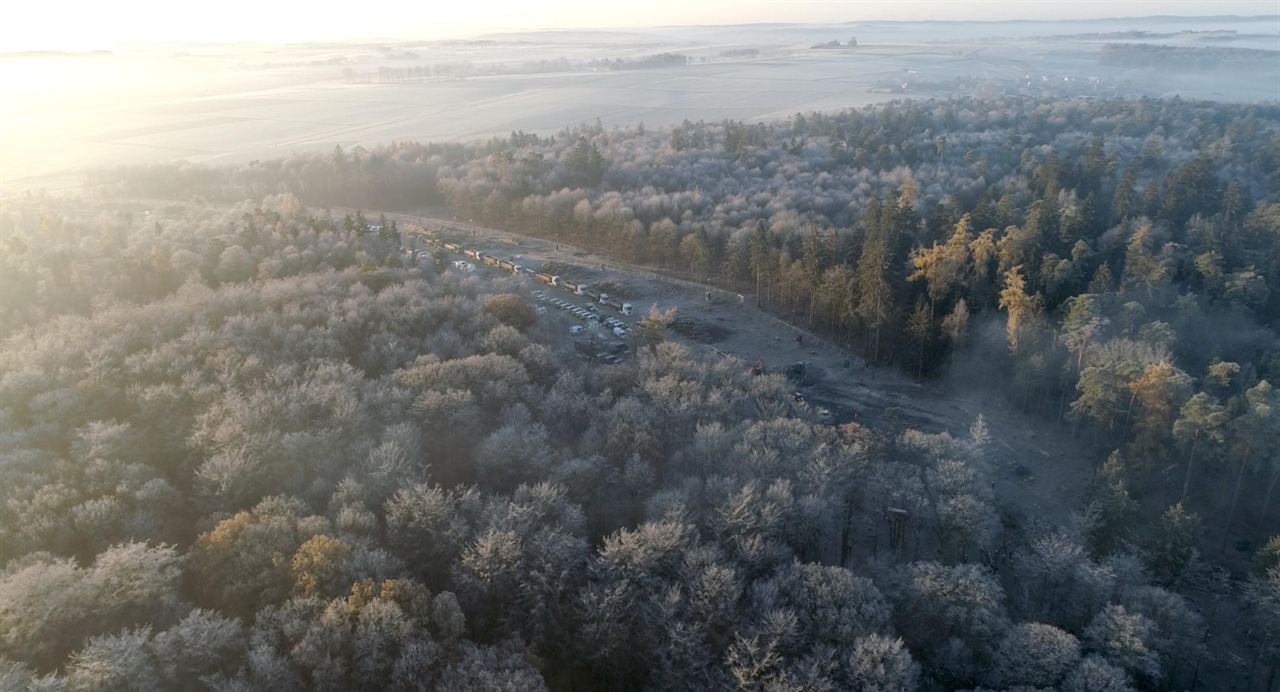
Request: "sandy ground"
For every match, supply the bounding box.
[395,212,1097,529]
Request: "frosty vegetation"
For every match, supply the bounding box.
[0,94,1275,690]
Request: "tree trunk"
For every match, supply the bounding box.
[1123,391,1137,438]
[839,498,855,567]
[1180,435,1198,504]
[1221,446,1251,554]
[1258,465,1280,543]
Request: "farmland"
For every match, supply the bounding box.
[4,15,1277,186]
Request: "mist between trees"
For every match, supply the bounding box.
[0,94,1274,689]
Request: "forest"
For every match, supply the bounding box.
[0,94,1275,689]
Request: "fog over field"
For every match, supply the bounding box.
[2,15,1276,185]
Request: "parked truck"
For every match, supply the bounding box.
[418,231,634,315]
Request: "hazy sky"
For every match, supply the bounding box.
[6,0,1277,50]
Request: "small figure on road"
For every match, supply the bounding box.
[795,334,803,346]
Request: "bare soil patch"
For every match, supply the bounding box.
[670,317,732,344]
[592,279,636,299]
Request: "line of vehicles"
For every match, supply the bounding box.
[532,290,632,340]
[404,228,842,411]
[408,233,635,317]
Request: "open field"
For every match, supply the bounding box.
[3,15,1277,187]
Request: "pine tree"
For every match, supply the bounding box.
[1123,221,1168,299]
[1113,169,1138,224]
[1222,381,1278,550]
[1172,391,1229,503]
[1089,451,1137,552]
[998,265,1041,356]
[942,298,971,345]
[802,228,832,323]
[909,214,971,320]
[1088,263,1115,294]
[749,224,772,306]
[855,226,894,361]
[817,265,855,331]
[906,300,932,377]
[1128,361,1193,467]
